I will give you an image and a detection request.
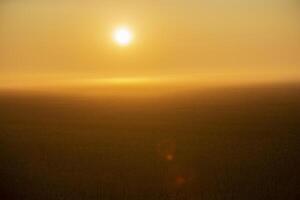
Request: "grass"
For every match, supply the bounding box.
[0,83,299,199]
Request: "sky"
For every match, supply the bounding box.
[0,0,299,88]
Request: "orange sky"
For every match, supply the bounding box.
[0,1,299,88]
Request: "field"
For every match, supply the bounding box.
[0,83,299,199]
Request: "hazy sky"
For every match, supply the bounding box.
[0,0,299,87]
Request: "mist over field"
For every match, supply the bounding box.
[1,83,299,199]
[1,0,300,199]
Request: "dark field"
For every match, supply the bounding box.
[0,84,299,200]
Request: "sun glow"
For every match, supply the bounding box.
[89,77,158,85]
[113,27,133,46]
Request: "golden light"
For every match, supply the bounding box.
[113,26,133,46]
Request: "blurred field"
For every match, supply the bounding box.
[0,83,299,199]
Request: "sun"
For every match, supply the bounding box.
[113,27,133,46]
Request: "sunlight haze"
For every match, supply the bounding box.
[0,0,299,88]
